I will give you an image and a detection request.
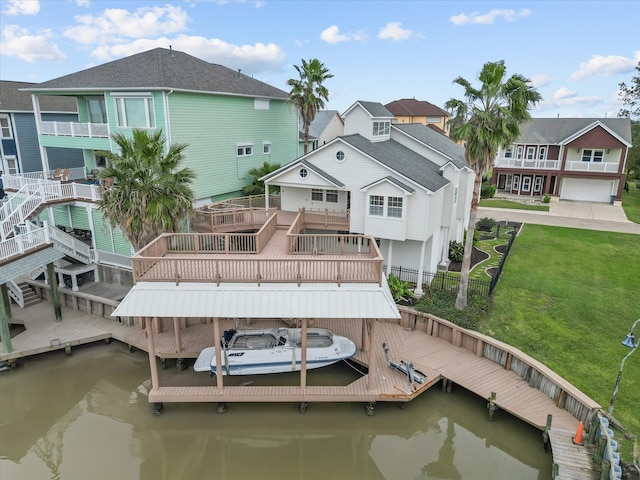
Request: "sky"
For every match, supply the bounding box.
[1,0,639,118]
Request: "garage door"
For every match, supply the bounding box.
[560,178,614,203]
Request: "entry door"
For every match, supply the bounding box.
[533,176,543,193]
[3,155,18,175]
[522,176,531,193]
[512,175,520,192]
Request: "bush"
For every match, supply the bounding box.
[542,194,551,203]
[387,274,415,303]
[415,289,491,330]
[448,241,464,262]
[476,217,497,232]
[481,183,497,199]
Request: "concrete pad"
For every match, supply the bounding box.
[550,201,630,223]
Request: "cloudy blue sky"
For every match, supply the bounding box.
[1,0,639,118]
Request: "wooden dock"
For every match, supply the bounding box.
[548,428,599,479]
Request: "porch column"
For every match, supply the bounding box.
[361,319,368,354]
[30,94,49,175]
[213,317,224,390]
[0,284,13,354]
[47,262,62,322]
[367,319,378,391]
[145,317,160,391]
[300,318,308,389]
[70,274,79,292]
[415,240,427,296]
[173,317,182,353]
[386,241,393,277]
[264,186,270,212]
[57,273,65,289]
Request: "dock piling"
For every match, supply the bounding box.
[487,391,497,421]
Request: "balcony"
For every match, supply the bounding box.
[564,161,620,173]
[133,208,380,286]
[39,121,109,138]
[494,157,560,170]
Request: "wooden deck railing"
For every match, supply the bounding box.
[396,306,602,424]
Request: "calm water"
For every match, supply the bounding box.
[0,342,552,480]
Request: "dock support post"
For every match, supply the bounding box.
[594,436,606,465]
[47,263,62,322]
[217,402,227,414]
[299,402,308,413]
[542,414,552,452]
[441,378,452,393]
[0,284,13,354]
[153,402,164,415]
[588,414,599,444]
[366,401,376,416]
[599,459,611,480]
[487,391,497,421]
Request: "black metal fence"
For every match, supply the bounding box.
[385,225,518,297]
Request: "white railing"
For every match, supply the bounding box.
[39,121,109,138]
[48,225,92,264]
[0,225,49,260]
[564,161,620,173]
[94,250,131,268]
[6,280,24,308]
[494,157,560,170]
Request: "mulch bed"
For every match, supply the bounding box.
[495,244,507,254]
[448,247,490,272]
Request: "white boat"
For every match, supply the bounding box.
[193,327,357,376]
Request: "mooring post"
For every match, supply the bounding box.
[594,436,606,465]
[153,402,164,415]
[599,459,611,480]
[366,401,376,416]
[0,284,13,354]
[542,414,552,452]
[487,391,497,421]
[46,263,62,322]
[217,402,227,414]
[588,415,599,445]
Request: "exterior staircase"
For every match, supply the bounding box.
[7,281,41,308]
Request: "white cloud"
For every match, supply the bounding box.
[0,25,66,62]
[378,22,413,41]
[90,35,286,74]
[75,0,90,6]
[570,53,640,81]
[320,25,351,44]
[63,5,190,45]
[2,0,40,15]
[530,73,551,88]
[450,8,531,26]
[535,86,601,113]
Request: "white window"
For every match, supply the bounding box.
[299,168,308,179]
[335,150,345,162]
[534,176,542,193]
[504,146,513,158]
[4,155,18,175]
[87,97,107,123]
[581,149,604,162]
[512,175,520,191]
[516,146,524,159]
[538,147,547,160]
[369,195,384,216]
[311,189,323,201]
[453,186,459,205]
[326,190,338,203]
[426,116,440,123]
[372,121,390,137]
[254,99,270,110]
[522,176,531,192]
[387,197,403,218]
[263,143,271,154]
[114,95,155,128]
[0,115,12,139]
[237,144,253,157]
[526,147,535,160]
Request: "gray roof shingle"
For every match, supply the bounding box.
[519,118,632,145]
[0,80,78,112]
[23,48,290,99]
[355,101,394,118]
[393,123,468,169]
[341,134,449,192]
[308,110,341,138]
[385,98,449,118]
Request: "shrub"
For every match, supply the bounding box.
[448,241,464,262]
[481,183,497,199]
[476,217,497,232]
[415,289,490,330]
[387,274,415,303]
[542,194,551,203]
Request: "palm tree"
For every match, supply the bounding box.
[445,61,542,309]
[242,161,281,196]
[288,58,333,155]
[96,129,195,251]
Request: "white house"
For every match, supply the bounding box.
[263,101,474,295]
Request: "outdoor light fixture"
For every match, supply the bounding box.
[608,319,639,415]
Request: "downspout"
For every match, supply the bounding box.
[163,90,173,147]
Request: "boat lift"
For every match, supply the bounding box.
[382,342,425,389]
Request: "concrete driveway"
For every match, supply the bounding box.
[477,200,640,234]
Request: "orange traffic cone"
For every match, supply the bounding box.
[572,421,584,445]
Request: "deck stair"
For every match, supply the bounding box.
[7,280,41,308]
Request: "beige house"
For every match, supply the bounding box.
[385,98,450,136]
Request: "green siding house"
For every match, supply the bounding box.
[4,48,298,285]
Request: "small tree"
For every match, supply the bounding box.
[242,161,281,196]
[287,58,333,155]
[446,61,541,309]
[96,129,195,251]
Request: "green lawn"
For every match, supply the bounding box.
[479,198,550,211]
[481,225,640,456]
[622,183,640,223]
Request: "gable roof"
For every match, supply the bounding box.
[0,80,78,112]
[518,118,632,146]
[385,98,449,118]
[340,134,449,192]
[308,110,343,138]
[343,100,394,118]
[23,48,289,100]
[393,123,468,169]
[361,176,416,194]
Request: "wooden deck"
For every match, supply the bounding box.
[549,428,599,479]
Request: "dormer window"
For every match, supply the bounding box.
[372,121,390,137]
